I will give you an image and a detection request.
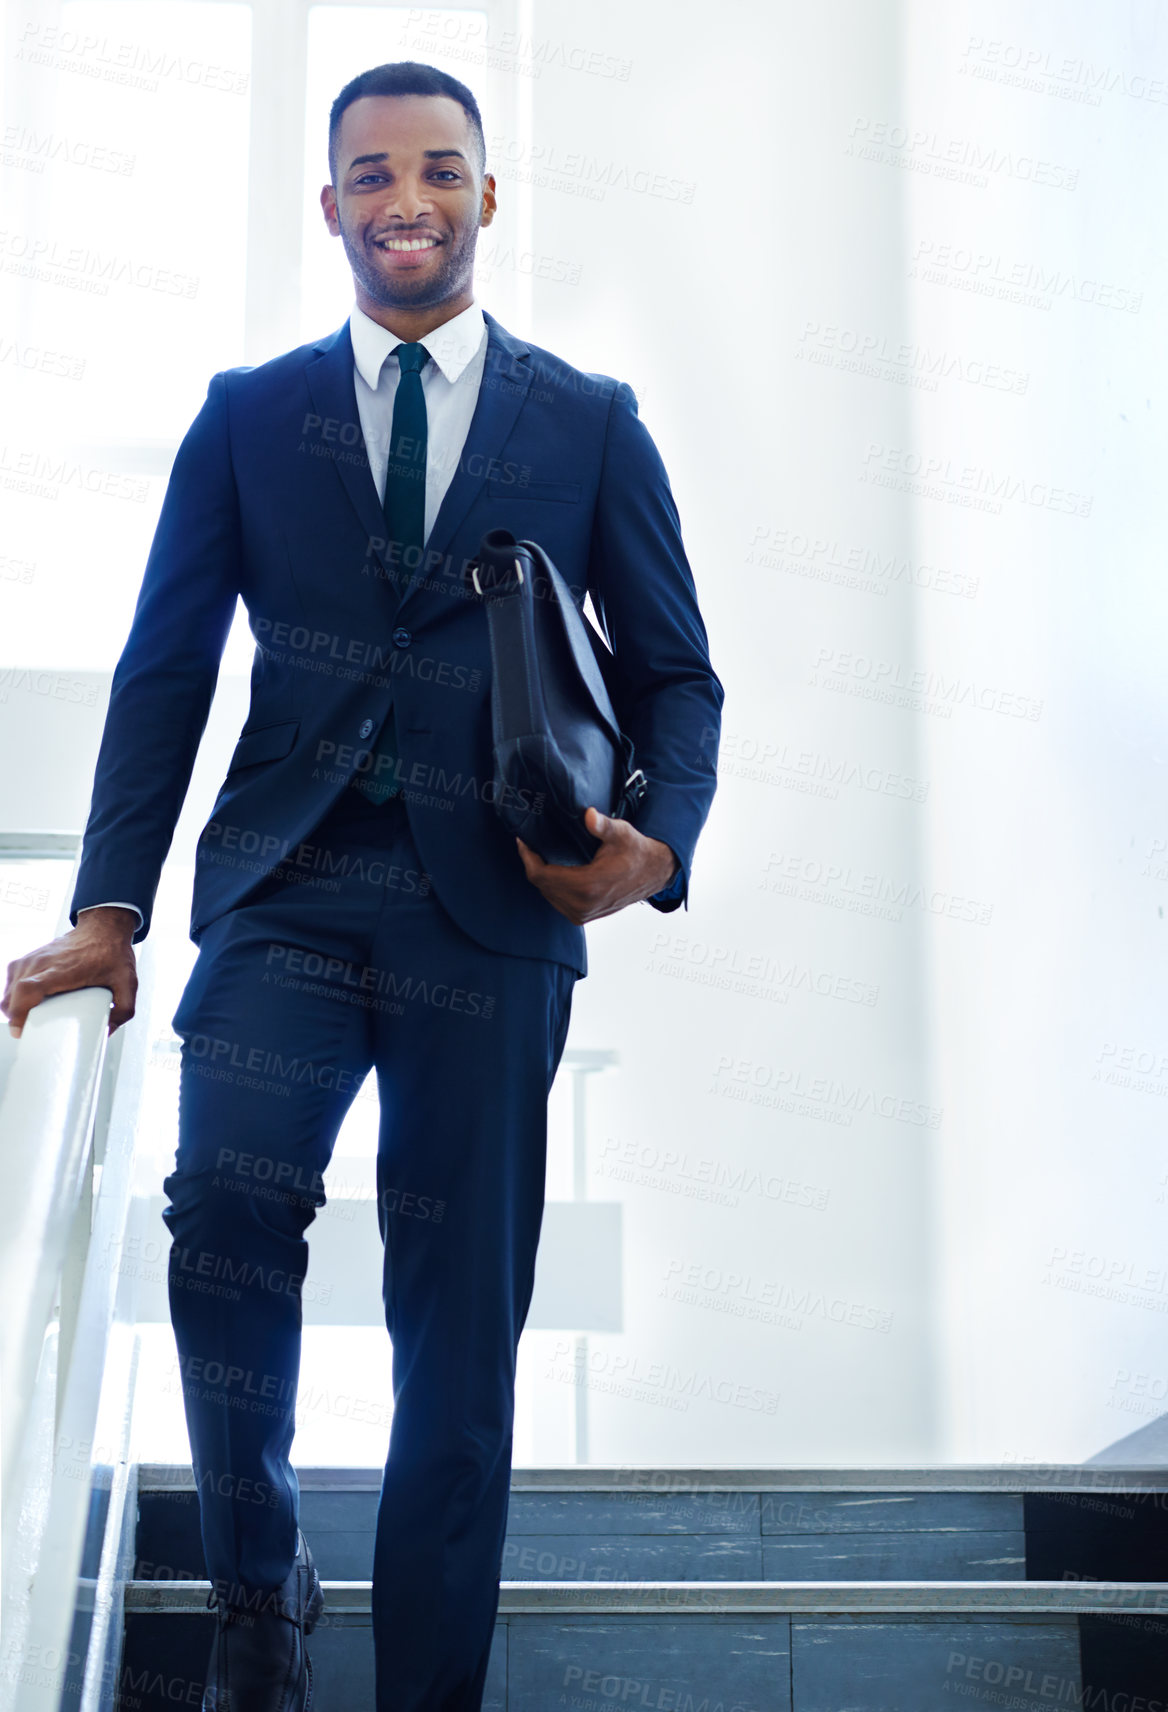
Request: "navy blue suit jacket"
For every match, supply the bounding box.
[70,311,723,977]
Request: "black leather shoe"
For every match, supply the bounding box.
[202,1530,325,1712]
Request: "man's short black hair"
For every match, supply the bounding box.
[328,61,486,185]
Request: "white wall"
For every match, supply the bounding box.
[901,0,1168,1461]
[520,0,939,1464]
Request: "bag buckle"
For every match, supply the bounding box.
[471,557,525,597]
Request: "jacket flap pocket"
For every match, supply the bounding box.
[487,479,582,505]
[226,719,300,774]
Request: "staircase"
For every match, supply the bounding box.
[115,1465,1168,1710]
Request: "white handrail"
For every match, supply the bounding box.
[0,827,155,1712]
[0,956,154,1712]
[0,988,111,1505]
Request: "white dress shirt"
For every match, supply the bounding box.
[349,295,487,530]
[80,300,489,932]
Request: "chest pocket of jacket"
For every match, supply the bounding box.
[226,719,300,775]
[487,479,582,505]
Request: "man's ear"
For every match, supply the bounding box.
[321,182,340,235]
[479,171,497,229]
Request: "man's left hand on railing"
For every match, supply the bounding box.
[2,906,139,1039]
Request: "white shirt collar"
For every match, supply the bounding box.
[349,298,486,389]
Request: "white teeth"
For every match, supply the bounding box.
[378,237,439,252]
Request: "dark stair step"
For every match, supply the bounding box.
[122,1579,1159,1712]
[121,1468,1168,1711]
[134,1464,1168,1585]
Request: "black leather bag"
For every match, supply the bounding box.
[465,528,648,865]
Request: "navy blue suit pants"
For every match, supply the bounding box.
[162,788,577,1711]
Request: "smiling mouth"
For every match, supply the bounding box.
[373,235,442,253]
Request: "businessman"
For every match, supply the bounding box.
[2,61,722,1712]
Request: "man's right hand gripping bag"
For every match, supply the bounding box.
[465,527,648,866]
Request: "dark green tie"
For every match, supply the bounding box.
[352,341,430,806]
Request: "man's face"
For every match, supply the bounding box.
[321,93,494,312]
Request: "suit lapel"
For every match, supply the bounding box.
[303,323,390,572]
[302,310,535,628]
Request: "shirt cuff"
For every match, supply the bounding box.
[77,902,145,930]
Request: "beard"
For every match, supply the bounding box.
[337,213,477,309]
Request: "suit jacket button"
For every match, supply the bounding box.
[359,718,375,739]
[393,627,412,648]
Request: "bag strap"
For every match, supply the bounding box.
[469,538,548,743]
